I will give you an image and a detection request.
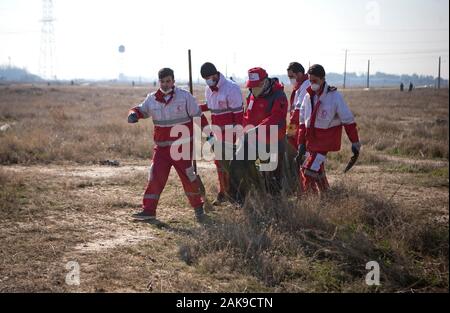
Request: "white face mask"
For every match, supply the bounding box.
[311,83,321,92]
[206,79,216,87]
[160,87,173,95]
[290,78,297,86]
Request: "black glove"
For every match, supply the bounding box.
[351,142,361,155]
[128,112,138,123]
[295,144,306,164]
[295,143,306,168]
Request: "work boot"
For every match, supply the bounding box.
[212,192,227,206]
[194,206,206,223]
[132,211,156,221]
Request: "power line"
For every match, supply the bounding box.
[371,54,449,61]
[336,39,449,46]
[350,49,449,56]
[302,48,449,59]
[335,27,449,33]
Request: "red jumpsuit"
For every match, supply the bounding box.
[129,87,209,216]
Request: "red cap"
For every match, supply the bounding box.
[245,67,268,88]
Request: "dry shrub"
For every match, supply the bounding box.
[1,86,448,164]
[0,168,27,217]
[179,181,449,292]
[0,85,156,164]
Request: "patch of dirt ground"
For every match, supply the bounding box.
[0,157,448,292]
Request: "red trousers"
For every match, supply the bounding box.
[299,152,330,193]
[143,145,203,214]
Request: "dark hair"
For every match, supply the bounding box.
[287,62,305,74]
[200,62,218,79]
[308,64,326,78]
[158,68,174,80]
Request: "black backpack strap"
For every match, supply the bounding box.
[264,89,286,113]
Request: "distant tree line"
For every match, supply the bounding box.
[0,66,43,82]
[0,65,447,88]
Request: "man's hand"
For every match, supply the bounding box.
[128,112,139,123]
[351,142,361,155]
[286,124,297,137]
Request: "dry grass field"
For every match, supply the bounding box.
[0,84,448,292]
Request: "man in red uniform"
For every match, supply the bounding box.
[199,62,243,205]
[297,64,361,193]
[128,68,209,221]
[228,67,288,203]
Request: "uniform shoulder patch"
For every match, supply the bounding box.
[327,86,338,92]
[177,88,188,95]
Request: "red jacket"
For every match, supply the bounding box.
[243,81,288,143]
[297,83,359,152]
[199,73,243,143]
[200,73,243,127]
[129,87,209,147]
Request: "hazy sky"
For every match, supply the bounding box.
[0,0,448,80]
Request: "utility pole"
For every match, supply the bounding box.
[188,49,193,94]
[343,49,348,89]
[438,56,441,89]
[187,49,207,201]
[366,59,370,89]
